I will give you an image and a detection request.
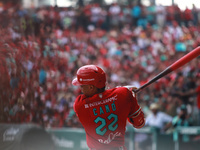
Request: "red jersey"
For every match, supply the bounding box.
[74,87,141,149]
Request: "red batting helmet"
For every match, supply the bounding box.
[72,65,106,88]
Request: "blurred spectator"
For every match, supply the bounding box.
[108,3,121,27]
[155,4,166,27]
[131,3,142,26]
[175,38,187,52]
[173,4,182,25]
[138,102,172,150]
[175,73,200,125]
[166,104,193,150]
[145,103,173,132]
[39,66,47,86]
[173,104,193,128]
[146,3,156,25]
[165,95,179,117]
[171,73,192,105]
[183,7,193,27]
[11,98,31,123]
[192,4,199,26]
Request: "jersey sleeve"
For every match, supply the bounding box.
[73,95,82,117]
[127,90,141,117]
[127,89,145,128]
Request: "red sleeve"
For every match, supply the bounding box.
[73,95,86,117]
[127,90,141,117]
[126,89,145,128]
[196,86,200,93]
[73,95,81,116]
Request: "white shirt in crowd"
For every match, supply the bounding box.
[145,111,173,130]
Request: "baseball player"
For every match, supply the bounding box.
[72,65,145,150]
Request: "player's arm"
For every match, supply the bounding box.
[126,88,145,128]
[73,95,82,117]
[128,107,145,128]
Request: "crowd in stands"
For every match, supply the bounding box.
[0,2,200,129]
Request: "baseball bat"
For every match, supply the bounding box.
[125,46,200,93]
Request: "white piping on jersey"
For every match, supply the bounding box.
[128,107,141,118]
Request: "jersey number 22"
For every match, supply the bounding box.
[94,113,118,136]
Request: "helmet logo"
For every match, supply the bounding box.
[83,78,95,81]
[79,78,95,82]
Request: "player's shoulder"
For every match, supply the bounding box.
[74,95,86,106]
[115,86,131,93]
[109,86,131,96]
[74,94,87,111]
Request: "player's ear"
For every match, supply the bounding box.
[89,85,98,92]
[89,85,94,90]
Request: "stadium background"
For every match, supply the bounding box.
[0,0,200,150]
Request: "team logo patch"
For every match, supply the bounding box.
[99,94,103,98]
[85,104,89,108]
